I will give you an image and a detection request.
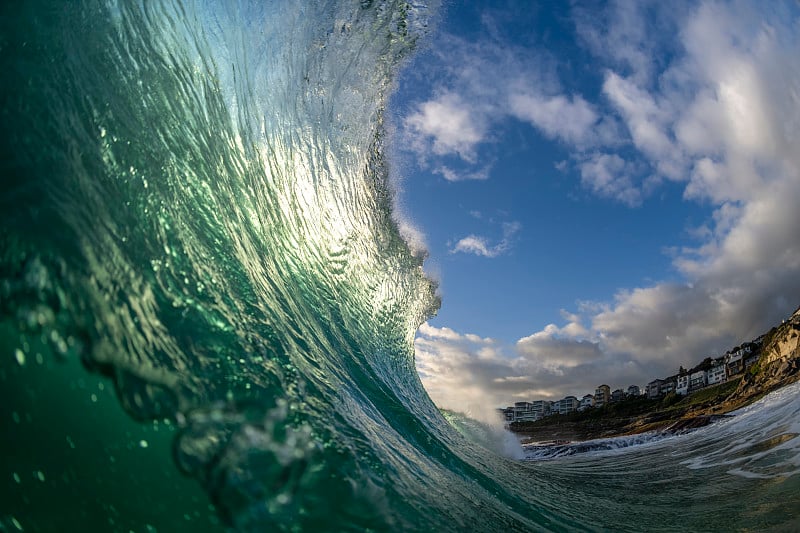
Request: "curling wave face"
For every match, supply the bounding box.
[1,1,546,530]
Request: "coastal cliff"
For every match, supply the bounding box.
[726,306,800,404]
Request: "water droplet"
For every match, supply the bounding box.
[99,126,107,137]
[90,394,98,403]
[66,436,76,449]
[14,349,25,366]
[35,470,45,482]
[10,516,23,530]
[139,440,149,448]
[13,472,21,483]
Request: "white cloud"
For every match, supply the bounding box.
[404,92,486,163]
[415,321,647,411]
[450,221,520,258]
[508,92,598,145]
[516,331,603,372]
[434,165,491,182]
[450,236,496,257]
[602,72,677,169]
[578,152,642,206]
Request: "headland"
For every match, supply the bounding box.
[511,307,800,444]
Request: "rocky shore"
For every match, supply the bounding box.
[513,307,800,444]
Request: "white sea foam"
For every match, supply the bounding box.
[679,381,800,479]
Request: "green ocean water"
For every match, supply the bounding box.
[2,1,799,531]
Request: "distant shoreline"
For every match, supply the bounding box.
[513,398,736,444]
[511,309,800,444]
[513,373,798,444]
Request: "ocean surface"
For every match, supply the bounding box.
[1,1,799,531]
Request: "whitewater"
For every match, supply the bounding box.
[1,1,798,531]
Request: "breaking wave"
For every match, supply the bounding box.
[2,1,799,531]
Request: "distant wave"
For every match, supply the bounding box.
[522,432,678,461]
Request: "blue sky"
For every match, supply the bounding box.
[387,0,800,415]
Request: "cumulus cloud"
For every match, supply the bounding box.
[413,0,800,409]
[602,72,677,171]
[574,0,800,363]
[404,92,487,163]
[415,321,646,411]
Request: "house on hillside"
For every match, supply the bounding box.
[707,361,727,386]
[595,384,611,407]
[554,396,578,415]
[726,350,744,376]
[646,379,665,399]
[578,394,595,411]
[530,400,552,420]
[611,388,626,402]
[689,370,708,392]
[661,378,676,395]
[513,402,532,422]
[676,374,689,395]
[627,385,641,397]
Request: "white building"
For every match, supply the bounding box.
[707,363,727,386]
[554,396,578,415]
[530,400,552,420]
[513,402,532,422]
[578,394,595,411]
[676,374,689,395]
[689,370,708,392]
[517,412,539,422]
